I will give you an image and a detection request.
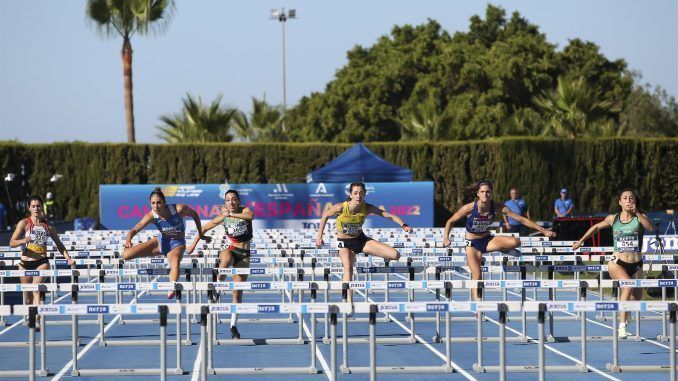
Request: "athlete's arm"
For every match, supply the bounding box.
[187,214,222,254]
[366,203,413,233]
[443,203,473,247]
[9,219,29,248]
[123,213,154,248]
[316,203,343,247]
[572,214,614,249]
[502,206,555,237]
[47,222,73,265]
[227,207,254,221]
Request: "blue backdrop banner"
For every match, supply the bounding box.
[99,182,434,230]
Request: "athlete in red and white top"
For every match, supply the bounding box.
[188,189,254,339]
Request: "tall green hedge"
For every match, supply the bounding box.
[1,139,675,226]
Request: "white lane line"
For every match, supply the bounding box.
[190,335,203,381]
[51,276,158,381]
[393,272,617,379]
[344,278,477,380]
[0,276,98,337]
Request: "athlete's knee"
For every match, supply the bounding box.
[512,237,521,248]
[391,249,401,261]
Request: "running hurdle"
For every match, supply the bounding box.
[7,303,180,380]
[523,301,677,380]
[186,302,352,380]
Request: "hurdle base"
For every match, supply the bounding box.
[71,368,168,376]
[341,336,417,344]
[655,334,670,342]
[340,365,453,374]
[117,318,179,325]
[0,370,33,377]
[0,340,79,347]
[440,336,533,343]
[46,319,100,326]
[606,364,672,372]
[99,339,183,346]
[216,338,305,345]
[479,365,588,373]
[218,317,295,324]
[210,366,318,375]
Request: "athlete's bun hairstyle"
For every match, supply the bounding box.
[465,180,494,194]
[149,187,166,203]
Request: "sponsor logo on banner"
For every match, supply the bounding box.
[251,282,271,289]
[292,282,310,290]
[535,256,549,261]
[105,269,119,275]
[257,305,280,313]
[370,282,387,289]
[306,305,328,313]
[561,280,580,288]
[426,304,448,311]
[310,183,334,198]
[659,279,677,287]
[484,281,501,288]
[378,305,399,312]
[117,283,136,291]
[523,281,540,288]
[268,184,294,200]
[412,248,423,254]
[210,306,232,313]
[162,185,203,198]
[250,258,261,264]
[151,258,164,264]
[541,241,552,246]
[646,302,668,311]
[547,303,568,311]
[236,305,258,313]
[330,268,343,274]
[595,302,618,311]
[39,306,60,314]
[349,282,366,289]
[388,282,405,289]
[475,302,497,312]
[250,269,266,275]
[579,247,592,252]
[87,305,110,314]
[618,280,636,287]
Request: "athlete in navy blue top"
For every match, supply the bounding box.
[122,187,209,299]
[442,180,555,300]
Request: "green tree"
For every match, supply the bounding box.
[620,83,678,137]
[86,0,175,143]
[533,77,619,138]
[156,94,236,143]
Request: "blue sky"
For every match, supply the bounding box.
[1,0,676,143]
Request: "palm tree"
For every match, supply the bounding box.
[533,76,619,138]
[156,94,236,143]
[233,97,284,142]
[394,95,454,141]
[87,0,175,143]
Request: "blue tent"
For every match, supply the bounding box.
[306,143,413,183]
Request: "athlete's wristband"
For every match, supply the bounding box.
[401,223,410,229]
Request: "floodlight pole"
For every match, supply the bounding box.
[271,8,296,133]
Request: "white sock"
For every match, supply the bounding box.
[619,322,627,328]
[230,313,238,327]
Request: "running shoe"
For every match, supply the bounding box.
[618,326,627,339]
[230,326,241,339]
[167,290,176,299]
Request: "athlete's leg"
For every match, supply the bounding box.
[465,246,483,301]
[122,238,161,260]
[608,261,632,325]
[339,248,356,304]
[486,235,521,253]
[362,240,400,261]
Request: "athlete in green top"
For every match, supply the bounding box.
[573,189,654,338]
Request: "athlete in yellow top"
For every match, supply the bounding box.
[316,182,413,303]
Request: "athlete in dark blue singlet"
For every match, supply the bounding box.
[443,181,556,300]
[122,187,209,298]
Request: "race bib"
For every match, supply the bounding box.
[26,227,48,254]
[342,223,363,236]
[616,235,639,253]
[226,220,248,237]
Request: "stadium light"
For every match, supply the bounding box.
[270,8,297,133]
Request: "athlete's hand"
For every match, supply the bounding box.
[200,235,212,244]
[402,224,413,233]
[443,237,451,247]
[572,240,582,250]
[315,237,324,248]
[542,229,557,238]
[65,255,75,266]
[504,222,511,231]
[123,240,132,249]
